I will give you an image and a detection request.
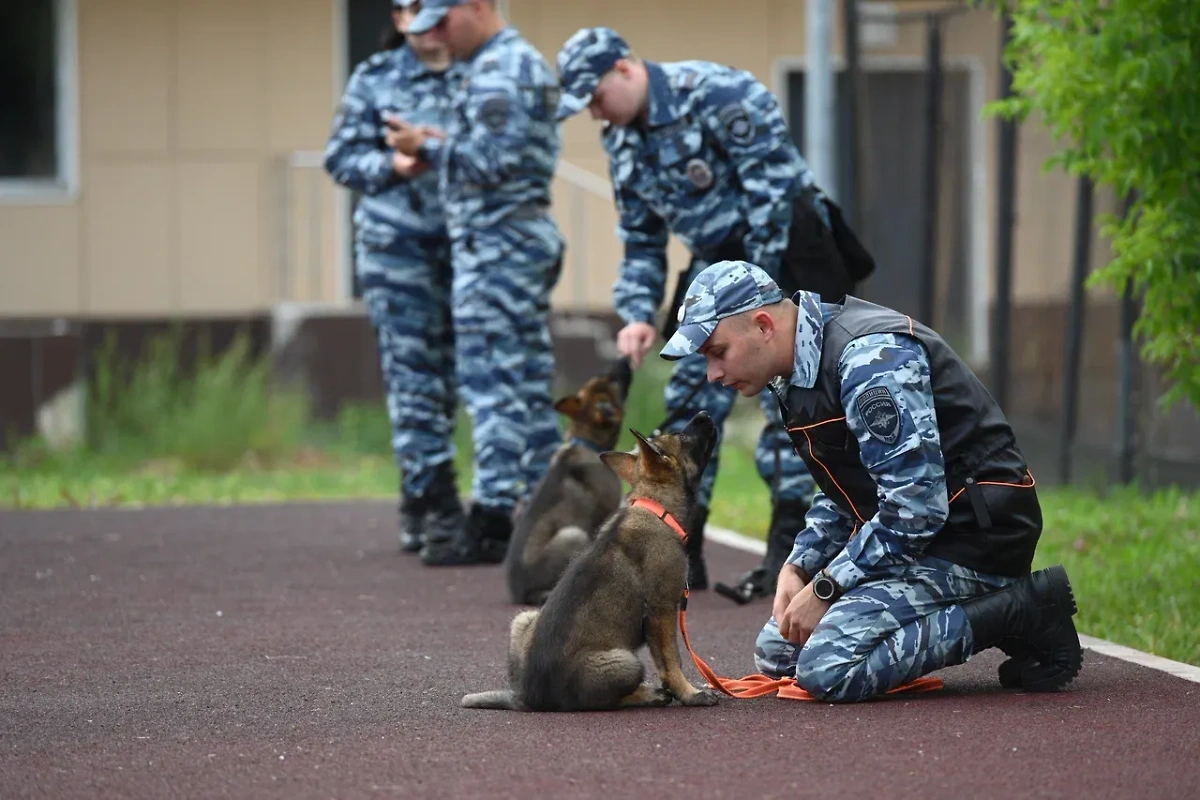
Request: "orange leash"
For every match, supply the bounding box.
[678,590,944,700]
[627,496,944,701]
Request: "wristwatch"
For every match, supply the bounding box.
[811,570,844,603]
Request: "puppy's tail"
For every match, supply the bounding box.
[460,689,524,711]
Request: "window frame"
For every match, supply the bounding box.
[0,0,80,204]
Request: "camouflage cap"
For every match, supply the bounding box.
[660,261,785,361]
[407,0,467,34]
[392,0,416,8]
[555,27,632,121]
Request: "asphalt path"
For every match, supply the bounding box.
[2,501,1198,799]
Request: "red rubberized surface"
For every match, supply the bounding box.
[2,501,1197,799]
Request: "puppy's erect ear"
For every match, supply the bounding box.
[599,451,637,486]
[554,395,584,417]
[631,429,669,462]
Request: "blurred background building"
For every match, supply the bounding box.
[3,0,1197,486]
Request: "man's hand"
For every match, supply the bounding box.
[776,579,830,647]
[383,115,430,157]
[391,151,429,178]
[772,563,807,623]
[616,322,658,369]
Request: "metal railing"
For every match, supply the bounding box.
[555,160,613,310]
[273,150,347,307]
[272,150,616,311]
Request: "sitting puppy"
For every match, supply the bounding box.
[463,411,721,711]
[505,358,633,606]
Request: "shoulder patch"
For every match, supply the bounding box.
[479,95,510,132]
[717,102,755,145]
[856,386,901,446]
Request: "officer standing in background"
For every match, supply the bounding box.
[323,0,465,557]
[554,27,874,592]
[388,0,565,566]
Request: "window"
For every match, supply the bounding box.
[0,0,77,197]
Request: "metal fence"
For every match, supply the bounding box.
[841,1,1200,490]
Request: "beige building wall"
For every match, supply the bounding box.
[0,0,342,319]
[0,0,1106,324]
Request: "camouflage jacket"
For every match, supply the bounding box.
[781,299,951,591]
[419,27,562,241]
[323,45,462,248]
[605,60,820,325]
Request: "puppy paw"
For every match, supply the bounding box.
[649,686,674,706]
[679,688,721,707]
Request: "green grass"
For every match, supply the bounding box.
[1033,486,1200,666]
[2,332,1198,667]
[83,329,311,472]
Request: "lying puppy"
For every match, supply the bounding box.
[463,411,721,711]
[505,358,633,606]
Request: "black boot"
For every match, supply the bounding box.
[417,463,466,566]
[961,565,1084,692]
[422,500,511,567]
[468,503,514,565]
[685,505,709,591]
[715,499,808,605]
[397,490,426,553]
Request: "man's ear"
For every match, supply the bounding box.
[753,309,777,340]
[599,451,637,485]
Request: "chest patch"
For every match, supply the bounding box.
[856,386,901,445]
[686,158,714,189]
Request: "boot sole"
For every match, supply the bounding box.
[419,540,506,567]
[998,656,1030,689]
[1021,565,1084,692]
[419,542,474,567]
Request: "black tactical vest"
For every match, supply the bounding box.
[781,297,1041,577]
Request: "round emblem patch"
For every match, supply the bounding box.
[686,158,714,189]
[677,303,687,323]
[718,102,756,146]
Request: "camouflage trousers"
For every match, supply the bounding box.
[358,237,457,497]
[452,218,564,513]
[664,352,815,508]
[753,554,1018,703]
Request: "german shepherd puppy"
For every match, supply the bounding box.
[505,358,633,606]
[462,411,721,711]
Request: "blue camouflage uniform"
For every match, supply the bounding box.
[661,261,1029,703]
[411,1,565,519]
[555,27,821,513]
[323,36,463,502]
